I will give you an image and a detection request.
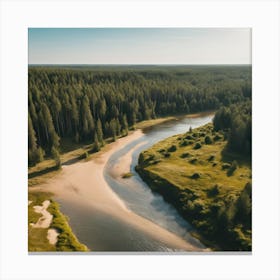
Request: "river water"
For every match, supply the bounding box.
[58,114,213,252]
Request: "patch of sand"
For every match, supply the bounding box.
[31,130,206,251]
[47,229,59,245]
[109,141,148,179]
[30,200,52,228]
[30,200,60,246]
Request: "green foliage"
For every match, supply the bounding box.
[122,172,134,179]
[168,145,177,152]
[28,65,251,159]
[180,140,189,147]
[51,146,61,169]
[189,158,198,164]
[180,152,190,158]
[96,119,104,145]
[213,134,223,141]
[190,173,200,179]
[227,160,238,176]
[79,151,89,159]
[193,142,202,149]
[204,135,213,144]
[136,123,252,251]
[208,155,215,161]
[28,192,88,252]
[214,101,251,155]
[207,185,220,197]
[92,134,100,152]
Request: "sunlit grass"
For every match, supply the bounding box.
[28,191,88,252]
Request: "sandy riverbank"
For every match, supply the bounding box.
[31,130,206,251]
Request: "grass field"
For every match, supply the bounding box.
[28,191,88,252]
[136,123,252,250]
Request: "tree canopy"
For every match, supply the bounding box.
[28,65,251,166]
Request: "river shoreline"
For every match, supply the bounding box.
[30,129,207,251]
[28,112,216,251]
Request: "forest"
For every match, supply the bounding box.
[28,65,251,166]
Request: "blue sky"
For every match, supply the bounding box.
[28,28,251,65]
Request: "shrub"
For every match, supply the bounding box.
[208,155,215,161]
[122,172,134,179]
[193,142,202,149]
[207,184,220,197]
[191,173,200,179]
[79,151,88,159]
[214,134,222,141]
[164,152,171,158]
[168,145,177,152]
[189,158,197,164]
[180,140,189,147]
[185,135,192,140]
[51,147,61,169]
[205,135,213,144]
[180,152,190,158]
[227,160,238,176]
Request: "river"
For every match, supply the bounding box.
[57,114,213,252]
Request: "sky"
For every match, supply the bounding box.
[28,28,251,65]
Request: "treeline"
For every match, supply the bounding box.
[213,101,251,155]
[28,66,251,166]
[215,181,252,250]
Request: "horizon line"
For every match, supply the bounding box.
[28,63,252,66]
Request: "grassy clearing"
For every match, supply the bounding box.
[136,123,252,251]
[28,191,88,252]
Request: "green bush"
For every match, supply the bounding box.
[191,173,200,179]
[214,134,222,141]
[51,147,61,169]
[168,145,177,152]
[122,172,134,178]
[180,140,189,147]
[180,152,190,158]
[189,158,197,164]
[227,160,238,176]
[205,135,213,144]
[208,155,215,161]
[79,151,88,159]
[207,185,220,197]
[193,142,202,149]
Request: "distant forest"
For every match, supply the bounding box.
[28,66,251,166]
